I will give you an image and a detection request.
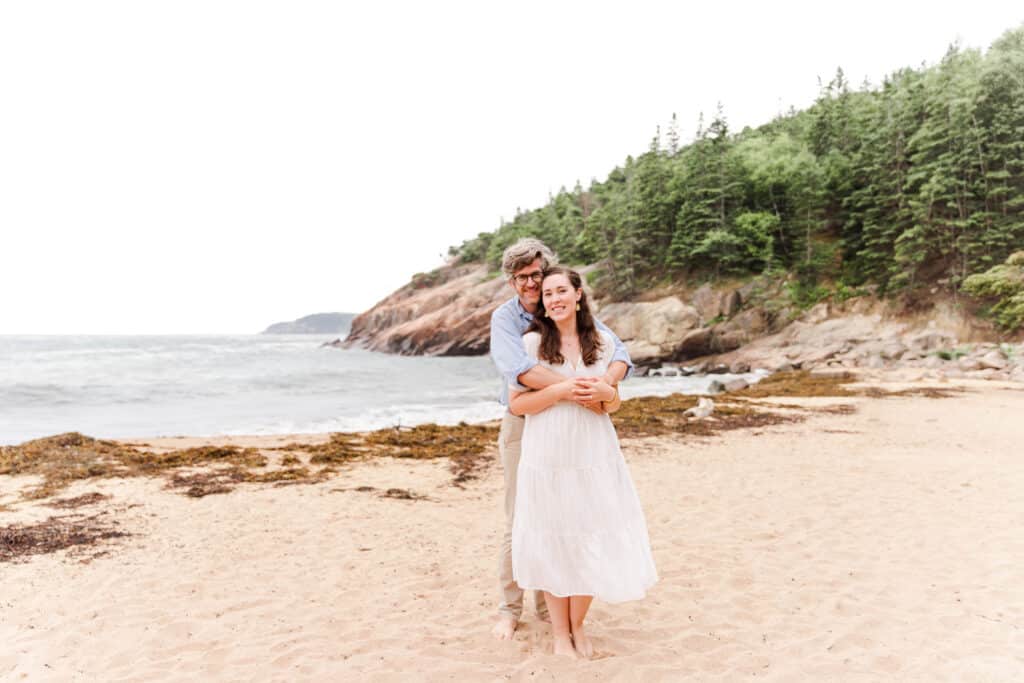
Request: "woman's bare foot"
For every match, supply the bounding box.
[571,624,594,659]
[552,634,579,658]
[491,615,518,640]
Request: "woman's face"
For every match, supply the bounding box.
[541,273,581,323]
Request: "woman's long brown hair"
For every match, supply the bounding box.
[527,266,604,366]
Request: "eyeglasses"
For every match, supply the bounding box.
[512,272,543,286]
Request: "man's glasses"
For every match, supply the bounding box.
[513,272,543,286]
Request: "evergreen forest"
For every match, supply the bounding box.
[450,27,1024,326]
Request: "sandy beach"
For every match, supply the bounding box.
[2,376,1023,681]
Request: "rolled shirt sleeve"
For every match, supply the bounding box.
[490,306,537,393]
[594,318,634,380]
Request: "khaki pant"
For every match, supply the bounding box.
[497,411,548,620]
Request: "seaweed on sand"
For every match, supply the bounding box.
[381,488,429,501]
[166,467,251,498]
[734,370,963,400]
[46,492,111,509]
[0,513,129,563]
[164,465,332,497]
[0,425,498,501]
[612,394,805,440]
[363,422,499,487]
[860,386,963,399]
[0,433,132,499]
[732,370,860,399]
[0,433,267,500]
[304,433,367,465]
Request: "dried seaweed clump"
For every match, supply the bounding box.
[861,386,963,399]
[381,488,428,501]
[364,422,499,486]
[166,468,250,498]
[46,492,111,509]
[164,465,325,498]
[0,433,129,499]
[246,466,316,485]
[334,485,429,501]
[613,394,803,440]
[735,370,962,400]
[305,433,367,465]
[120,445,267,472]
[734,370,859,399]
[0,513,128,563]
[0,433,267,500]
[0,423,504,501]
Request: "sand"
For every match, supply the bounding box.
[2,380,1023,681]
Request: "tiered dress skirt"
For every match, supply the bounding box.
[512,399,658,603]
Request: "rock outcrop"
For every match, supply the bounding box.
[598,297,700,364]
[342,262,1023,383]
[344,264,508,356]
[342,264,749,362]
[704,303,1024,382]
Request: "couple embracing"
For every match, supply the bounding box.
[488,238,658,658]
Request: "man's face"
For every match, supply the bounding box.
[510,257,543,309]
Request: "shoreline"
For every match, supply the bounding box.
[0,369,1012,508]
[2,372,1023,680]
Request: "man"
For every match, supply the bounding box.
[489,238,633,640]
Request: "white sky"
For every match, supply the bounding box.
[1,1,1020,334]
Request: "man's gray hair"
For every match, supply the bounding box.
[501,238,557,277]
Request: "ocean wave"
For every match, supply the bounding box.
[221,401,507,437]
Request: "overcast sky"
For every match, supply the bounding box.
[1,1,1020,334]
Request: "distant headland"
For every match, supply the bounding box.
[261,312,354,335]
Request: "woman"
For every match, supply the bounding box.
[509,266,658,659]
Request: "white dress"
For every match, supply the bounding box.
[511,330,658,603]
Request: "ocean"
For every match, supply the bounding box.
[0,335,766,445]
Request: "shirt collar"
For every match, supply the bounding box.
[513,296,535,321]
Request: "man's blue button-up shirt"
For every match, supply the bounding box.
[489,296,634,406]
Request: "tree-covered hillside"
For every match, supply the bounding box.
[451,27,1024,317]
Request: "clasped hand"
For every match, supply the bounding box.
[558,376,615,413]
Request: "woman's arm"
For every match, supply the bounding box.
[603,360,628,388]
[601,383,622,413]
[509,379,575,416]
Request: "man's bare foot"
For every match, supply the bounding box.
[552,634,579,658]
[491,615,518,640]
[571,625,594,658]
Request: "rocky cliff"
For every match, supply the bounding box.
[343,262,1023,381]
[344,264,507,355]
